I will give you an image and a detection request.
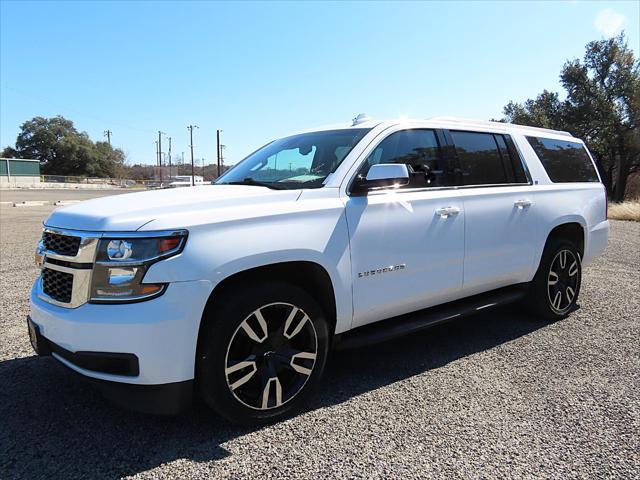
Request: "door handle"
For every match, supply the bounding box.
[436,206,461,218]
[514,199,532,209]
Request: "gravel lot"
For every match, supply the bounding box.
[1,190,638,479]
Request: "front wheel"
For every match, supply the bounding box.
[197,282,329,424]
[528,238,582,321]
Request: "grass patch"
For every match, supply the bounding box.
[608,201,640,222]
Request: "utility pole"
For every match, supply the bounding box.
[216,129,222,177]
[103,130,112,146]
[155,140,159,181]
[158,131,165,185]
[167,137,172,180]
[187,125,199,186]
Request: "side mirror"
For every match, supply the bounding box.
[352,163,410,194]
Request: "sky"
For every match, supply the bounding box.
[1,1,638,168]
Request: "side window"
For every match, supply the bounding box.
[450,131,508,185]
[359,129,450,188]
[526,136,599,183]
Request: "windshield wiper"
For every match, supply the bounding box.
[224,178,289,190]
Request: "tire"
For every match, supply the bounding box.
[527,237,582,321]
[197,281,330,424]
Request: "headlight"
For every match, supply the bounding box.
[89,230,187,303]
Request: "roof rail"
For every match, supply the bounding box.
[428,116,573,138]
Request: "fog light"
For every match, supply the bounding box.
[107,240,133,260]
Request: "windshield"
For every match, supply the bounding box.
[216,128,370,189]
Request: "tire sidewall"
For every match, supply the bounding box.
[197,282,330,424]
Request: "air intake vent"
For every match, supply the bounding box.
[43,232,81,257]
[42,268,74,303]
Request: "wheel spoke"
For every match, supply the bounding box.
[283,307,309,340]
[568,261,578,277]
[552,290,562,310]
[226,361,257,390]
[559,251,567,269]
[289,351,316,376]
[566,286,575,303]
[240,309,269,343]
[261,377,283,409]
[548,270,559,286]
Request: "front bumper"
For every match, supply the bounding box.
[29,278,212,409]
[28,315,193,414]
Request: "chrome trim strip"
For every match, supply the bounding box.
[100,229,188,238]
[43,226,188,239]
[361,182,533,196]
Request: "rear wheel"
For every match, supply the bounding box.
[197,282,329,424]
[528,238,582,321]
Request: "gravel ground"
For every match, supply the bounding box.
[1,190,638,479]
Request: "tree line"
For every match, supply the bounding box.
[2,116,126,178]
[1,116,228,181]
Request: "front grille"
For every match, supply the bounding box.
[43,232,81,257]
[42,268,73,303]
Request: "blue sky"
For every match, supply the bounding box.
[1,1,638,167]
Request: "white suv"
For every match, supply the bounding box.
[28,115,609,423]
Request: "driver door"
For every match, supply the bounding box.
[344,129,465,328]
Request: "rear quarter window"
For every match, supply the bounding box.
[526,136,599,183]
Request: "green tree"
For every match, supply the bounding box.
[502,33,639,201]
[94,141,126,178]
[4,115,126,177]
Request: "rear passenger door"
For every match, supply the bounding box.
[445,130,539,295]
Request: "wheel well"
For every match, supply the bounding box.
[546,222,585,257]
[201,261,337,333]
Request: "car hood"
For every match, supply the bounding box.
[45,185,302,231]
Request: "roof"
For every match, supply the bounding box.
[427,116,573,138]
[293,116,575,140]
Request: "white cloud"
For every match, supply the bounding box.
[594,9,626,37]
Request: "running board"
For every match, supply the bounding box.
[333,284,528,351]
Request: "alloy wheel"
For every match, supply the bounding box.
[224,302,318,410]
[547,249,580,314]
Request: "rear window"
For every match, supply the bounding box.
[526,136,599,183]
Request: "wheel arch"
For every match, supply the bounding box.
[533,219,586,275]
[198,260,338,343]
[545,221,586,258]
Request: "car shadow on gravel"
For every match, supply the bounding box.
[0,304,550,480]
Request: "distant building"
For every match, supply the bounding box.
[0,158,40,187]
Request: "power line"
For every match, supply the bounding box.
[1,84,156,134]
[103,130,112,146]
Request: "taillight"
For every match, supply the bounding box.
[604,187,608,220]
